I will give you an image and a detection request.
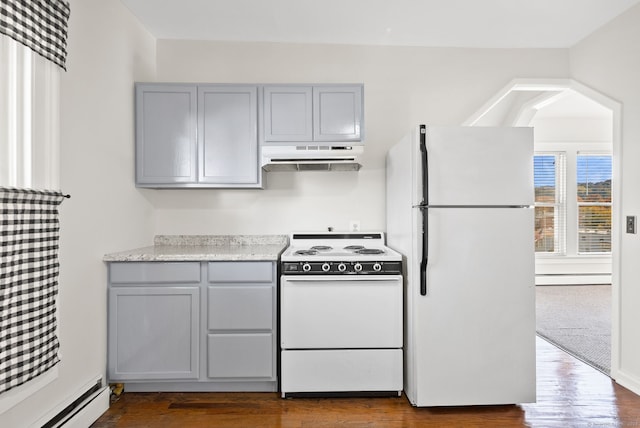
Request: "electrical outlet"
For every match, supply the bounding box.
[627,216,637,234]
[349,220,361,232]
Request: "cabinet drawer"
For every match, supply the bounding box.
[207,333,273,379]
[208,286,273,330]
[109,262,201,284]
[207,262,273,283]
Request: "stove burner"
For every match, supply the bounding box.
[311,245,333,251]
[295,249,319,256]
[344,245,365,250]
[355,248,385,255]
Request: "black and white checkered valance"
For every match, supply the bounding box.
[0,187,67,394]
[0,0,70,70]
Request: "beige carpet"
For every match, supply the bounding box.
[536,285,611,375]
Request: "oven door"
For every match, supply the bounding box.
[280,275,403,349]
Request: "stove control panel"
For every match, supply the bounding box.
[282,261,402,275]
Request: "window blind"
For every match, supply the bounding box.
[534,153,566,254]
[577,154,612,253]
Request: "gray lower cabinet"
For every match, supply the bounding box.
[263,84,364,144]
[107,261,277,392]
[135,83,262,188]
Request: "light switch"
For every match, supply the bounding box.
[626,216,637,234]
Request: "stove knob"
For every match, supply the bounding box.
[373,263,382,272]
[354,263,363,273]
[302,263,311,272]
[338,263,347,272]
[322,263,331,272]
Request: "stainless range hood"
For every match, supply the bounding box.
[261,145,363,171]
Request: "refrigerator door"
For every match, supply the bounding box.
[422,126,533,206]
[409,206,536,406]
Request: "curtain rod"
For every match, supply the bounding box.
[0,187,71,199]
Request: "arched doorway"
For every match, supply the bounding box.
[464,78,621,377]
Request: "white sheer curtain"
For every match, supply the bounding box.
[0,36,60,190]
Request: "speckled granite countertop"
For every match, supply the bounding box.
[103,235,289,262]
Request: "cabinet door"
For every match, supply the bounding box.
[108,286,199,380]
[198,85,259,185]
[263,86,313,142]
[135,84,197,185]
[313,85,363,142]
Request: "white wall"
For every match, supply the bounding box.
[533,117,612,142]
[570,2,640,393]
[150,41,569,235]
[0,0,156,426]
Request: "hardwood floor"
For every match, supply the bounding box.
[92,337,640,427]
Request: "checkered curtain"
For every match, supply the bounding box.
[0,187,66,394]
[0,0,70,70]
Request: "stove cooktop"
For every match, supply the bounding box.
[280,232,402,275]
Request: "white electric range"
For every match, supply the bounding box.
[279,232,404,397]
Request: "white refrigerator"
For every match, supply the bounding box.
[386,125,536,407]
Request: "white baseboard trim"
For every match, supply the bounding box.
[613,370,640,397]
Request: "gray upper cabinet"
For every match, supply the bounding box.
[135,84,197,184]
[263,86,313,141]
[198,85,259,185]
[313,86,363,142]
[135,83,262,188]
[263,84,363,144]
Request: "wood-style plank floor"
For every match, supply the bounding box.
[92,337,640,427]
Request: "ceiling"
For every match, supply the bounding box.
[120,0,640,48]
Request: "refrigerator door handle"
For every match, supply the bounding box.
[419,124,428,296]
[419,205,428,296]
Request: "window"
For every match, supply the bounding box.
[577,154,612,253]
[534,154,566,254]
[0,36,60,189]
[534,151,612,256]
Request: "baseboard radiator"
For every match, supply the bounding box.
[535,273,612,285]
[35,377,110,428]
